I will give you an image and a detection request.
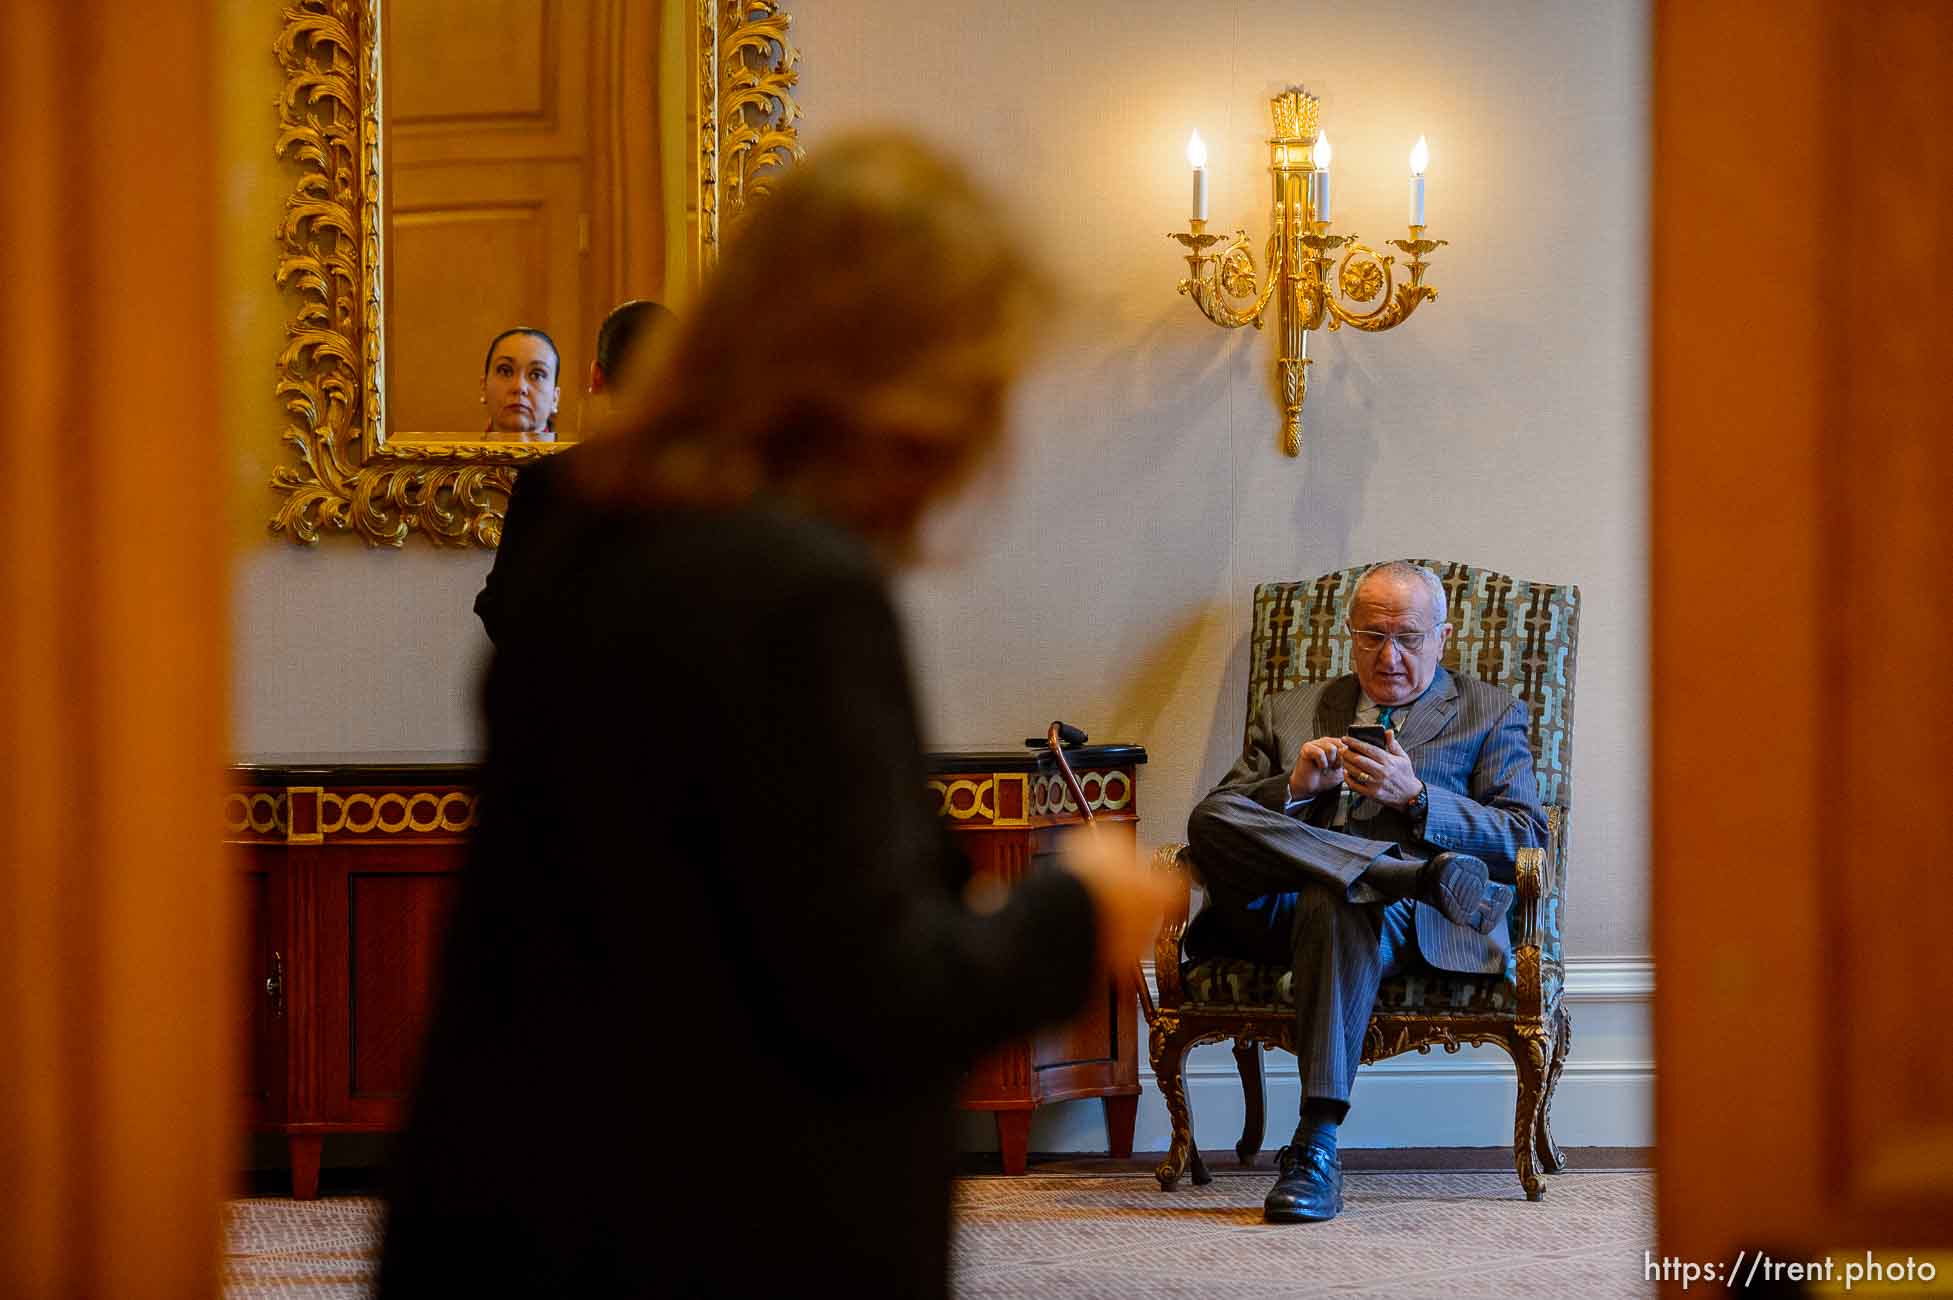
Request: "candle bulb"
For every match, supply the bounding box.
[1408,135,1429,227]
[1313,132,1332,224]
[1187,130,1209,222]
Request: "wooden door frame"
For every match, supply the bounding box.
[1653,0,1953,1269]
[0,2,232,1292]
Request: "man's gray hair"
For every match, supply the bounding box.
[1351,561,1448,625]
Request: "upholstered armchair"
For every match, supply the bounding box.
[1148,561,1579,1200]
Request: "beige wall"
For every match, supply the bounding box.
[228,0,1649,956]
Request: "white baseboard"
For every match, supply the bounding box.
[957,954,1654,1154]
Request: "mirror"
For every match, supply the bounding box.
[269,0,801,544]
[383,0,673,444]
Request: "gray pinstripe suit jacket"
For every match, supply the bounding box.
[1212,667,1548,974]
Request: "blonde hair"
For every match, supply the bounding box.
[580,132,1048,548]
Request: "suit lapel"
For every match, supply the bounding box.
[1314,676,1362,740]
[1295,677,1362,828]
[1393,668,1458,751]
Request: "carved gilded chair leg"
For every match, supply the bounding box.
[1151,1021,1200,1190]
[1231,1040,1267,1167]
[1535,1005,1572,1174]
[1512,1031,1548,1201]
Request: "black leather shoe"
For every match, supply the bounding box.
[1422,852,1514,935]
[1263,1142,1342,1223]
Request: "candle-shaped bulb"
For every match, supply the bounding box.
[1408,136,1429,226]
[1187,130,1209,222]
[1311,132,1333,223]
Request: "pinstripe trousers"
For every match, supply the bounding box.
[1187,791,1423,1105]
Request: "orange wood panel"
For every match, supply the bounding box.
[316,845,467,1127]
[1829,4,1953,1213]
[0,1,231,1293]
[387,0,554,127]
[239,859,290,1127]
[387,0,588,159]
[346,870,463,1099]
[1653,0,1953,1277]
[599,0,668,305]
[1033,974,1118,1075]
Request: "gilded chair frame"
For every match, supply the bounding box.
[268,0,802,547]
[1146,561,1579,1201]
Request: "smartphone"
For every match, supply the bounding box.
[1345,724,1390,748]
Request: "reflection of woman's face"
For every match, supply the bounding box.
[481,335,561,436]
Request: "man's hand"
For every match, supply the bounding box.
[1287,736,1349,801]
[1341,731,1420,808]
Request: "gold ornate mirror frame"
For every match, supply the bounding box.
[269,0,801,547]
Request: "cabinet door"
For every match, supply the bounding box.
[957,831,1037,1107]
[1029,824,1140,1100]
[237,845,288,1127]
[954,822,1143,1109]
[315,843,465,1126]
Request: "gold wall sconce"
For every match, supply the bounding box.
[1172,88,1446,456]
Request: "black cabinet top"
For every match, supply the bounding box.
[231,744,1147,786]
[922,744,1148,774]
[231,751,484,786]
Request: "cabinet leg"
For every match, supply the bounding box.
[993,1110,1031,1176]
[1102,1094,1138,1158]
[287,1135,322,1201]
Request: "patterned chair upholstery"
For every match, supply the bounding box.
[1147,560,1579,1200]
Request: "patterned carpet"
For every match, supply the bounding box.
[224,1169,1653,1298]
[225,1196,382,1298]
[951,1170,1653,1299]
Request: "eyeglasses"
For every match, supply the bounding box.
[1346,623,1432,656]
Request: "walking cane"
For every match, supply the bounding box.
[1042,721,1158,1026]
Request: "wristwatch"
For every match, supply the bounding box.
[1406,782,1429,821]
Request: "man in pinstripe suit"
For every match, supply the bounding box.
[1185,561,1547,1223]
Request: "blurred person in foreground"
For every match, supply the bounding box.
[474,299,675,645]
[380,133,1168,1298]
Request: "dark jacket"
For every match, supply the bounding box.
[473,449,570,646]
[385,495,1098,1298]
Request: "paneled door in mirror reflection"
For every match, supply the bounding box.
[383,0,668,443]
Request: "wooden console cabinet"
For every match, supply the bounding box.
[230,756,477,1200]
[928,745,1148,1175]
[231,744,1146,1196]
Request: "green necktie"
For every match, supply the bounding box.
[1376,706,1396,732]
